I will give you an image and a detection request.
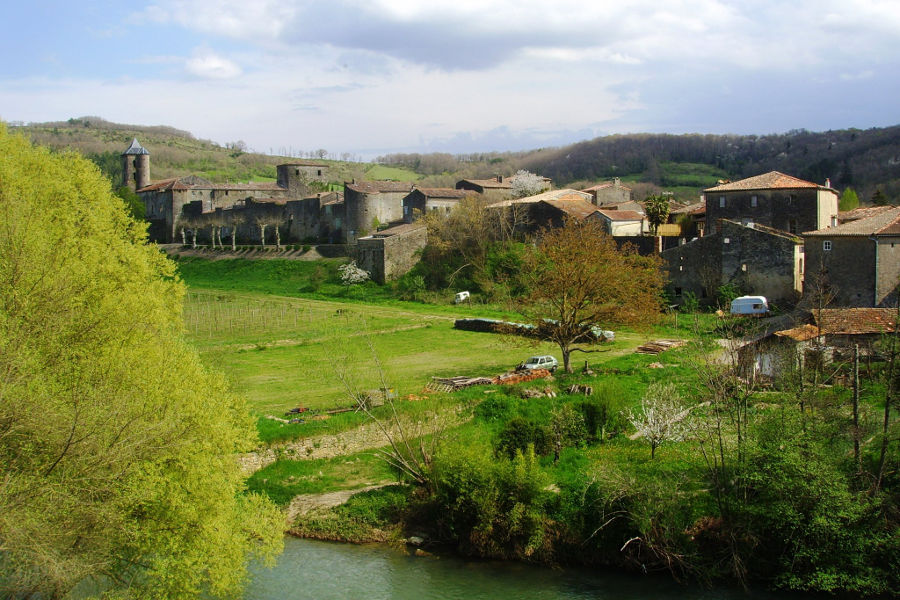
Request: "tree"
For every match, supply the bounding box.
[642,194,670,235]
[628,383,690,459]
[510,169,546,199]
[338,260,370,284]
[839,187,860,211]
[519,219,663,372]
[872,188,888,206]
[0,126,282,599]
[115,185,146,221]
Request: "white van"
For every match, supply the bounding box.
[730,296,768,316]
[454,291,470,304]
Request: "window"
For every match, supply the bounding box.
[674,287,683,296]
[788,219,798,234]
[719,196,725,208]
[741,263,748,272]
[723,237,730,244]
[751,195,757,207]
[799,258,804,274]
[823,240,832,251]
[679,266,684,272]
[403,205,409,215]
[317,170,322,177]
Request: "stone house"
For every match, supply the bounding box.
[343,180,415,244]
[662,219,803,305]
[669,200,706,238]
[703,171,838,236]
[455,173,551,203]
[582,177,632,205]
[356,223,428,283]
[402,188,469,223]
[802,206,900,307]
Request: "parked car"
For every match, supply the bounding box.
[518,355,559,372]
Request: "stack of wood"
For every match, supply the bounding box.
[635,339,687,355]
[425,376,494,393]
[492,369,553,385]
[567,384,593,396]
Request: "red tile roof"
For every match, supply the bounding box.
[812,308,897,335]
[458,177,512,190]
[774,324,820,341]
[705,171,829,192]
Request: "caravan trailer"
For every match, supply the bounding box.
[730,296,768,316]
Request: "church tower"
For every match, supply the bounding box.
[122,138,150,190]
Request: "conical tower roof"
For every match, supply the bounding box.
[123,138,149,155]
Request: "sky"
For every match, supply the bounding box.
[1,0,899,158]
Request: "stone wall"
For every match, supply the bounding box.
[662,220,801,305]
[804,236,878,307]
[357,226,427,284]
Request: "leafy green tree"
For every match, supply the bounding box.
[839,187,859,211]
[0,125,283,599]
[642,193,671,235]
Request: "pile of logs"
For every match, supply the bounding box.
[635,339,687,355]
[424,369,554,393]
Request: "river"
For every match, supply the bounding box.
[244,537,804,600]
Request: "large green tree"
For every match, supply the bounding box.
[0,125,283,599]
[642,193,671,235]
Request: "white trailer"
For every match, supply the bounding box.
[730,296,768,316]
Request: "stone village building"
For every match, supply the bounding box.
[662,171,837,307]
[802,206,900,308]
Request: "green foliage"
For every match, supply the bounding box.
[496,418,551,458]
[735,418,897,594]
[642,194,671,235]
[115,184,146,220]
[0,125,282,599]
[429,442,550,559]
[872,188,888,205]
[396,272,426,301]
[716,282,742,307]
[680,291,700,313]
[839,186,860,211]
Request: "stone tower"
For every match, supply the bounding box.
[122,138,150,191]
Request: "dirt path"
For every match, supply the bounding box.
[285,482,396,522]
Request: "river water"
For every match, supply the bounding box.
[244,537,799,600]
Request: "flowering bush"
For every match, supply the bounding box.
[339,261,370,285]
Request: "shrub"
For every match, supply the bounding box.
[496,418,550,458]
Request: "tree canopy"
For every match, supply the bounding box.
[519,219,663,372]
[642,194,671,235]
[839,187,859,211]
[0,125,282,599]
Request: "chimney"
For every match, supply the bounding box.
[614,177,620,187]
[497,175,503,183]
[825,178,831,188]
[831,215,838,227]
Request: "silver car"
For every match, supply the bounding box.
[519,355,559,372]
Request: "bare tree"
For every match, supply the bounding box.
[229,212,246,251]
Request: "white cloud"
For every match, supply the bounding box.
[184,50,242,79]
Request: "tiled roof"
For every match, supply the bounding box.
[596,209,645,221]
[489,189,591,208]
[812,308,897,335]
[458,177,512,189]
[582,180,632,192]
[138,178,180,192]
[774,324,820,341]
[705,171,828,192]
[804,206,900,236]
[215,182,285,191]
[413,187,468,199]
[838,205,895,223]
[670,200,706,215]
[347,181,415,194]
[542,198,600,220]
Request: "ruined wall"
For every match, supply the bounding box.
[357,227,427,284]
[875,237,900,307]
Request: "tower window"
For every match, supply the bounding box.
[751,195,757,207]
[823,240,832,251]
[719,196,725,208]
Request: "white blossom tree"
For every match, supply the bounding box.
[511,169,546,198]
[339,261,370,284]
[628,382,691,459]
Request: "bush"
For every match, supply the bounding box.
[496,418,550,458]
